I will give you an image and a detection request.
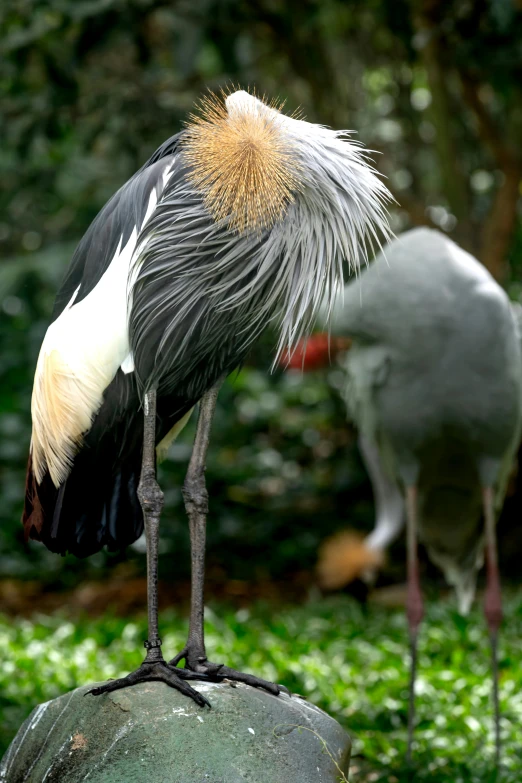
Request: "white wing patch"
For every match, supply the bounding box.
[31,160,175,487]
[120,352,135,374]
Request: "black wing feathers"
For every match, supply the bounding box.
[25,130,273,557]
[25,134,184,556]
[51,133,182,321]
[25,370,143,556]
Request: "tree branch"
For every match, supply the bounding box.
[413,3,471,234]
[481,165,522,282]
[458,72,521,280]
[459,74,517,170]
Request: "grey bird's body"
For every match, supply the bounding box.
[329,227,521,607]
[324,227,522,762]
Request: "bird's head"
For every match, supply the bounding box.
[177,88,392,362]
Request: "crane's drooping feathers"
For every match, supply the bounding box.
[24,89,392,557]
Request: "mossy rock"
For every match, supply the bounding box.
[0,680,351,782]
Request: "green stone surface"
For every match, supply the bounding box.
[0,681,351,782]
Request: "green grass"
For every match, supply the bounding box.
[1,595,521,782]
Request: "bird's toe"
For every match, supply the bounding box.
[87,661,211,707]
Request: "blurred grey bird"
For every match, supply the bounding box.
[316,227,522,764]
[23,89,392,706]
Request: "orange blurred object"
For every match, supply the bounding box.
[316,530,385,590]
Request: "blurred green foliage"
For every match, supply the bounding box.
[1,0,522,585]
[2,7,522,782]
[2,596,522,782]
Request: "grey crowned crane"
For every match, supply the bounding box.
[313,228,522,763]
[22,90,392,705]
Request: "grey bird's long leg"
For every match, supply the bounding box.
[482,486,502,766]
[405,485,423,768]
[169,379,283,696]
[89,389,211,706]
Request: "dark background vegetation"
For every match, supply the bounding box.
[2,2,522,780]
[1,0,522,596]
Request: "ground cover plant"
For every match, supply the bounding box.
[1,595,521,782]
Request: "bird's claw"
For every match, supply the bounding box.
[169,653,283,696]
[87,660,211,708]
[208,665,282,696]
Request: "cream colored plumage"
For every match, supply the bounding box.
[30,170,174,487]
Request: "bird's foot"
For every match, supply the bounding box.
[169,647,286,697]
[87,657,211,708]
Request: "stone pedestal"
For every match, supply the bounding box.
[0,680,351,782]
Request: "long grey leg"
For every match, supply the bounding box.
[169,378,282,696]
[178,378,223,669]
[482,486,502,766]
[405,484,423,768]
[88,389,211,706]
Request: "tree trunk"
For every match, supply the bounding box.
[413,1,474,253]
[481,166,522,282]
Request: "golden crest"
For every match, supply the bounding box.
[182,89,302,234]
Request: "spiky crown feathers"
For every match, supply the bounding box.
[182,90,303,234]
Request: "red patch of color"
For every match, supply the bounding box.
[280,333,351,371]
